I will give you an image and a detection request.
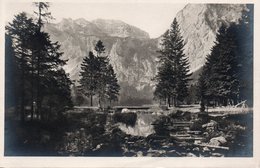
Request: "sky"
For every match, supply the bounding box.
[3,2,186,38]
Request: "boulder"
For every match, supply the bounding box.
[209,136,227,146]
[121,108,130,113]
[211,153,224,157]
[187,152,197,157]
[137,151,143,157]
[193,147,200,151]
[203,147,210,152]
[202,120,218,128]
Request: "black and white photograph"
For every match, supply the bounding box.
[0,0,259,167]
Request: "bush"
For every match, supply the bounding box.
[113,112,137,127]
[153,116,170,136]
[169,111,192,121]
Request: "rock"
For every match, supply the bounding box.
[146,153,153,157]
[158,150,166,154]
[209,139,221,146]
[193,147,200,151]
[121,108,130,113]
[202,120,218,128]
[137,151,143,157]
[96,144,102,149]
[168,149,176,153]
[194,140,202,144]
[187,152,197,157]
[209,136,227,146]
[203,147,210,152]
[202,120,218,132]
[211,153,224,157]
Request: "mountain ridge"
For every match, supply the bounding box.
[44,4,249,104]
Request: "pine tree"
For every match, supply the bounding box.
[43,69,73,121]
[95,40,109,108]
[6,3,73,122]
[154,18,191,107]
[6,12,37,122]
[33,2,53,31]
[198,23,246,107]
[154,61,176,106]
[79,40,120,108]
[236,5,253,106]
[106,64,120,106]
[196,67,208,111]
[34,2,51,119]
[5,34,17,109]
[32,2,71,120]
[79,51,99,106]
[95,40,106,56]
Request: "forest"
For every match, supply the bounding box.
[4,2,253,157]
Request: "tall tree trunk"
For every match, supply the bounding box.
[21,80,25,123]
[36,55,41,120]
[98,95,101,109]
[36,3,42,120]
[30,60,34,121]
[20,54,25,123]
[168,96,171,107]
[173,96,177,107]
[90,92,93,107]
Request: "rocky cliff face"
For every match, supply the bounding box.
[92,19,150,39]
[44,4,249,104]
[176,4,247,72]
[44,19,157,104]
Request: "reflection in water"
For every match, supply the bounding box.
[118,113,158,137]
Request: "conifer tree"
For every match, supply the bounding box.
[95,40,109,108]
[6,3,73,121]
[198,22,249,107]
[154,18,191,107]
[106,64,120,106]
[154,61,176,106]
[6,13,37,122]
[196,67,208,111]
[79,51,98,106]
[197,5,253,108]
[5,35,17,109]
[236,6,253,106]
[79,40,120,108]
[32,2,71,120]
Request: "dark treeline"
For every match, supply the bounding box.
[77,40,120,108]
[197,6,253,110]
[154,6,253,109]
[5,2,73,123]
[154,18,192,107]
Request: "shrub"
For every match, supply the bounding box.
[113,112,137,127]
[153,116,170,136]
[169,111,192,121]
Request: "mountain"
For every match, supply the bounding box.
[92,19,150,39]
[44,18,157,105]
[176,4,247,72]
[44,4,249,105]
